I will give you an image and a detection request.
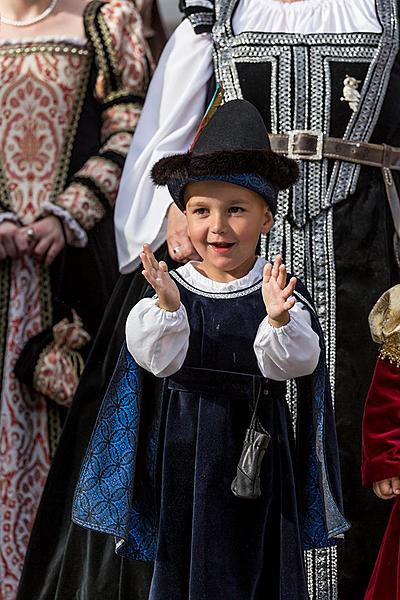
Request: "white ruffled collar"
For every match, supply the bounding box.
[175,256,266,293]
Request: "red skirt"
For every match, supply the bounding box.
[365,497,400,600]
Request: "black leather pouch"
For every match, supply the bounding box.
[231,382,271,500]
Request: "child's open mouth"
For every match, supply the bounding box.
[208,242,235,254]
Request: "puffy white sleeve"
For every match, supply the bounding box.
[115,18,213,274]
[125,297,190,377]
[254,302,321,381]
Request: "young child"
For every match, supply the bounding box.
[73,98,349,600]
[362,284,400,600]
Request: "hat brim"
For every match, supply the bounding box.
[151,149,298,188]
[151,148,298,212]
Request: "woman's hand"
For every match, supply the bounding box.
[373,477,400,500]
[166,203,201,263]
[0,221,21,260]
[17,216,65,267]
[262,255,297,328]
[141,244,181,312]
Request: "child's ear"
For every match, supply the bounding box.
[261,209,274,234]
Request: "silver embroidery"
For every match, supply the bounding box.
[188,12,214,29]
[170,270,263,299]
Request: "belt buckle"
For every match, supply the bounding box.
[287,129,324,161]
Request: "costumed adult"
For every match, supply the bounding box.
[0,0,151,598]
[362,284,400,600]
[16,0,400,599]
[113,0,400,597]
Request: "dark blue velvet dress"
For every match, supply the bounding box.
[148,271,308,600]
[72,269,349,600]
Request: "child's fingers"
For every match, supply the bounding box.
[373,480,396,500]
[263,262,272,283]
[282,277,297,299]
[283,297,296,311]
[143,243,159,271]
[391,476,400,495]
[142,269,154,287]
[271,255,282,279]
[159,261,169,273]
[277,263,286,289]
[140,252,154,278]
[141,248,154,273]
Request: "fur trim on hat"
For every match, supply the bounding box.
[151,149,299,190]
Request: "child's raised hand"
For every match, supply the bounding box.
[141,244,181,312]
[262,255,297,328]
[373,477,400,500]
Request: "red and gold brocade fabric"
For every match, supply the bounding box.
[0,42,90,226]
[55,0,151,231]
[0,2,151,598]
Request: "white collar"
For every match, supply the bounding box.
[175,256,266,293]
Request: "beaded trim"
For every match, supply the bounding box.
[170,270,263,298]
[0,41,88,56]
[380,344,400,368]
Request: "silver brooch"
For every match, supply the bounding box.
[341,75,362,113]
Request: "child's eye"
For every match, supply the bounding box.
[229,206,245,213]
[193,208,208,215]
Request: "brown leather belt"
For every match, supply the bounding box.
[269,130,400,243]
[269,131,400,170]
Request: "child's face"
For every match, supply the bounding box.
[184,180,273,282]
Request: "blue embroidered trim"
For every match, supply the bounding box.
[72,344,158,561]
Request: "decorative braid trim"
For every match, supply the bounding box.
[379,343,400,368]
[84,1,116,96]
[101,92,145,108]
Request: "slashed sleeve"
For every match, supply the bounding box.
[254,301,321,381]
[46,0,152,245]
[126,297,190,377]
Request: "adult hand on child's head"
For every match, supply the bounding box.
[141,244,181,312]
[167,203,201,263]
[0,220,21,260]
[373,477,400,500]
[262,255,297,328]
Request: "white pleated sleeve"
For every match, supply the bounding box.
[126,297,190,377]
[253,302,321,380]
[126,297,320,381]
[114,19,213,274]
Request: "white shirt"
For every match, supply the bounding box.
[126,257,321,380]
[115,0,380,274]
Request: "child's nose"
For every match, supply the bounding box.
[210,214,227,234]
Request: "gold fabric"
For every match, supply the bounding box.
[369,284,400,366]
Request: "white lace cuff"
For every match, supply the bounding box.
[42,202,88,247]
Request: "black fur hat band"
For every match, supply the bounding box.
[150,99,299,213]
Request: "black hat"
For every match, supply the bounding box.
[151,98,298,214]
